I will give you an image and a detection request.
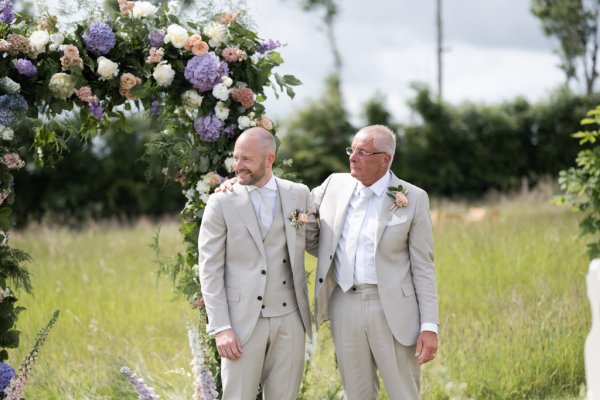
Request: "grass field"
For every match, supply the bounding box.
[8,192,591,399]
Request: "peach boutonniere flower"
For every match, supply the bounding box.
[387,185,408,212]
[288,209,309,229]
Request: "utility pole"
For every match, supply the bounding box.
[436,0,443,103]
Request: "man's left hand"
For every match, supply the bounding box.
[415,331,438,365]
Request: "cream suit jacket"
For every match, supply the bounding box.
[198,177,312,345]
[306,172,439,346]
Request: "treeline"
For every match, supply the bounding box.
[280,76,599,197]
[12,78,597,224]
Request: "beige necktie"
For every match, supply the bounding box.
[339,187,374,292]
[257,187,273,239]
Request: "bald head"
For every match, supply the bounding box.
[236,127,276,157]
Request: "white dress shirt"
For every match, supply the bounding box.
[335,171,437,334]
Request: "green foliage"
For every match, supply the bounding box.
[280,74,354,188]
[400,84,600,198]
[556,105,600,259]
[531,0,600,93]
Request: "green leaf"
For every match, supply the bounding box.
[0,207,12,231]
[283,74,302,86]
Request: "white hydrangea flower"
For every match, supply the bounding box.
[181,90,203,108]
[153,61,175,86]
[212,83,230,101]
[132,1,157,18]
[167,0,180,15]
[214,101,230,121]
[185,188,196,201]
[97,57,119,81]
[224,156,234,173]
[195,180,206,194]
[29,30,50,56]
[0,77,21,94]
[237,115,254,129]
[1,126,14,141]
[48,33,64,51]
[164,24,188,48]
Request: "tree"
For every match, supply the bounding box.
[531,0,600,94]
[556,105,600,259]
[279,74,354,189]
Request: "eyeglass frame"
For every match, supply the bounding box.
[345,147,387,158]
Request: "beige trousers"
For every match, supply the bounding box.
[329,285,420,400]
[221,310,305,400]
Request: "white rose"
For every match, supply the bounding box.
[48,73,75,100]
[237,115,253,129]
[1,126,14,141]
[214,101,230,121]
[29,30,50,55]
[221,76,233,87]
[164,24,188,48]
[212,83,230,101]
[132,1,157,18]
[48,33,64,51]
[181,90,203,108]
[203,22,228,47]
[97,56,119,81]
[153,62,175,86]
[224,156,234,173]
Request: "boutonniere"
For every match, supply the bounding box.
[288,209,309,229]
[387,185,408,212]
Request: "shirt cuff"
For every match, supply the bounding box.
[210,325,232,336]
[421,323,438,334]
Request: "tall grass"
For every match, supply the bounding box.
[8,194,590,399]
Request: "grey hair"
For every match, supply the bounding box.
[356,125,397,163]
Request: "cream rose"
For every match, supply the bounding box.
[181,90,203,108]
[153,62,175,86]
[132,1,157,18]
[29,30,50,55]
[164,24,188,48]
[48,73,75,100]
[97,56,119,80]
[203,21,228,47]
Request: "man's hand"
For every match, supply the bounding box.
[415,331,438,365]
[215,177,239,193]
[216,328,243,360]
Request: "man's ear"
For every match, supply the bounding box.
[266,153,276,168]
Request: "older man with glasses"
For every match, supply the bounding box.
[305,124,439,400]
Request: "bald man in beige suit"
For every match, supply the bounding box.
[306,125,439,399]
[198,128,312,400]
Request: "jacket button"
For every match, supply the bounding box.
[283,280,286,285]
[261,305,265,309]
[261,270,266,275]
[257,296,262,301]
[282,302,287,307]
[319,278,323,283]
[283,259,287,263]
[329,255,333,260]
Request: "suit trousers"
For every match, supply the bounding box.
[221,310,305,400]
[329,285,420,400]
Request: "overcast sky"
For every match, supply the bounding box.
[248,0,566,124]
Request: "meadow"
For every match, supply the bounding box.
[9,190,590,399]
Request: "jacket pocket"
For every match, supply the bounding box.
[401,281,415,297]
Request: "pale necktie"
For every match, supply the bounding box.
[339,187,373,292]
[256,187,273,239]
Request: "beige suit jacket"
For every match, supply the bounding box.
[306,172,438,346]
[198,177,312,345]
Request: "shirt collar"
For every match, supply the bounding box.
[246,174,277,192]
[356,171,391,197]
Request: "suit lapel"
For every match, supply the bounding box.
[375,173,403,245]
[332,178,358,250]
[276,178,297,266]
[232,184,265,257]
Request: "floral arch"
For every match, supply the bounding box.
[0,0,299,394]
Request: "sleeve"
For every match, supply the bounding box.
[198,194,232,334]
[305,175,331,256]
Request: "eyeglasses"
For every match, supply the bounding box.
[345,147,387,158]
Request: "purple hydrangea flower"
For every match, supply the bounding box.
[150,99,162,116]
[83,21,116,56]
[184,52,229,92]
[224,124,236,139]
[0,94,28,127]
[0,362,15,391]
[0,0,15,24]
[14,59,37,77]
[256,39,281,54]
[147,29,164,48]
[89,100,104,120]
[195,112,224,142]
